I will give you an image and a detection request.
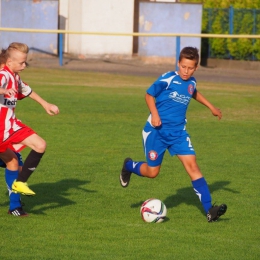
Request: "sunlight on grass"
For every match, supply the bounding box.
[0,68,259,260]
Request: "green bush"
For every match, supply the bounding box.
[181,0,260,60]
[204,8,259,60]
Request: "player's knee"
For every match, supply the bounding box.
[146,167,160,178]
[6,158,19,170]
[35,139,47,153]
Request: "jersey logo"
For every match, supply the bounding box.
[172,80,182,85]
[148,150,158,161]
[132,162,138,168]
[193,188,202,201]
[188,84,194,95]
[169,91,191,105]
[3,98,17,106]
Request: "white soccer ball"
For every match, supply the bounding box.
[140,198,167,223]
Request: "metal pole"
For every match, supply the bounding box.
[175,36,180,71]
[229,6,234,35]
[59,33,63,66]
[229,6,234,59]
[253,9,256,61]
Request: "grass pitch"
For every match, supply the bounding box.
[0,67,259,259]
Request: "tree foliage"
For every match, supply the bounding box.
[180,0,260,8]
[180,0,260,60]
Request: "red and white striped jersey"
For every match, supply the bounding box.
[0,65,32,142]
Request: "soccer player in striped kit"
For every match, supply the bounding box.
[0,42,59,215]
[0,50,26,216]
[120,47,227,222]
[0,51,25,216]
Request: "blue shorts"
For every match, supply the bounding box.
[0,152,23,168]
[142,123,196,167]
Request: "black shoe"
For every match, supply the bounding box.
[207,204,227,222]
[8,207,29,217]
[119,158,132,188]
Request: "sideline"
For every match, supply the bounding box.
[27,55,259,86]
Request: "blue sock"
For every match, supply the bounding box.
[5,169,22,210]
[125,160,144,176]
[192,177,212,213]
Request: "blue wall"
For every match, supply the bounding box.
[138,2,202,58]
[0,0,58,54]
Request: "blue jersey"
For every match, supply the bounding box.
[146,71,197,131]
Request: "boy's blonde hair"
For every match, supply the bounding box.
[4,42,29,59]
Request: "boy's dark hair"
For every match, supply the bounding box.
[179,47,199,66]
[0,49,7,66]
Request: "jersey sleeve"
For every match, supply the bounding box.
[147,81,168,97]
[17,78,32,100]
[146,71,175,97]
[0,72,8,89]
[190,77,197,96]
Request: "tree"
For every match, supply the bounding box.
[180,0,260,60]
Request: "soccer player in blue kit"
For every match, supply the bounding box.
[120,47,227,222]
[0,153,27,216]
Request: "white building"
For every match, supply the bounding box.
[59,0,201,62]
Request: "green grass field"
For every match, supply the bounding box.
[0,67,259,259]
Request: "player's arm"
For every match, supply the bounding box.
[145,93,161,127]
[193,90,222,120]
[29,91,59,116]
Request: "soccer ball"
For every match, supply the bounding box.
[140,198,167,223]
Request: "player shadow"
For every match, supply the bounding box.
[163,180,238,217]
[1,178,96,215]
[131,181,238,217]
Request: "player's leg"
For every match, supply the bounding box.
[12,133,46,195]
[178,154,212,212]
[120,127,165,187]
[0,149,28,216]
[175,135,227,221]
[120,158,161,187]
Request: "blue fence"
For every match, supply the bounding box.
[0,0,58,55]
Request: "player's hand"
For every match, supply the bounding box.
[211,107,222,120]
[1,88,17,96]
[151,115,162,127]
[45,104,59,115]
